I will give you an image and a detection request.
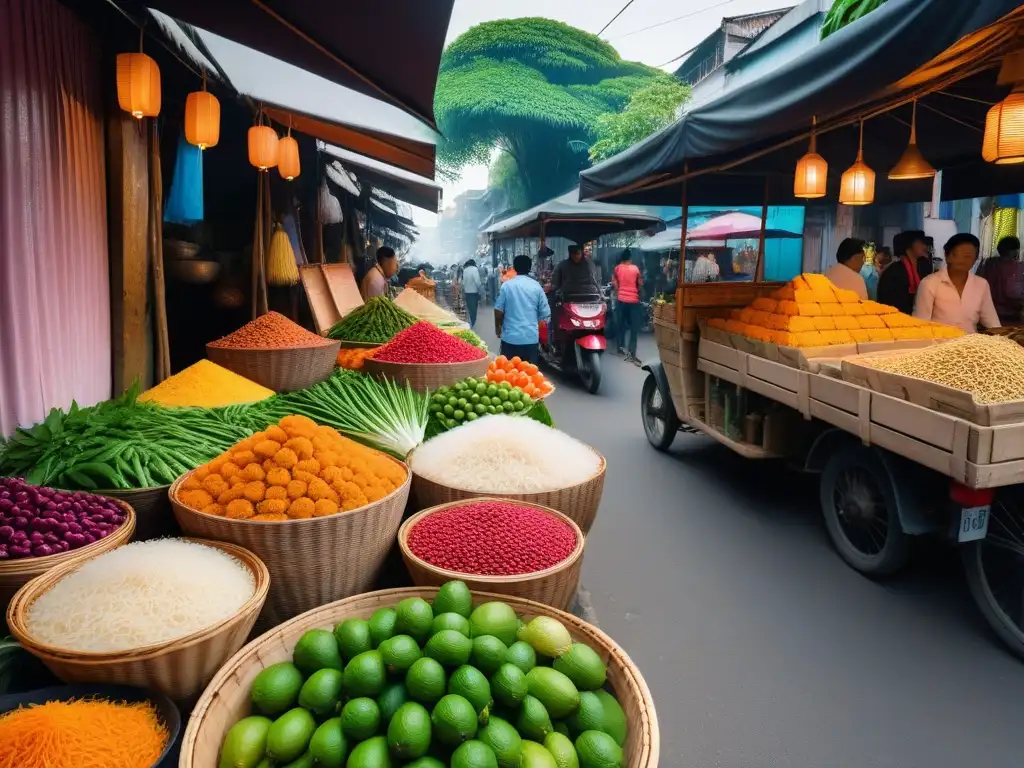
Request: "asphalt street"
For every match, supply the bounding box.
[473,306,1024,768]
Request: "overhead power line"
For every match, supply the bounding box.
[611,0,743,40]
[598,0,639,36]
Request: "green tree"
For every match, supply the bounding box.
[588,79,691,163]
[434,18,666,207]
[820,0,888,39]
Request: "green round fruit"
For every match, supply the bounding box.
[406,657,447,705]
[379,634,422,674]
[451,739,499,768]
[395,598,434,643]
[591,692,627,746]
[574,731,623,768]
[477,716,523,768]
[266,708,316,764]
[491,663,528,708]
[454,410,466,421]
[526,668,580,719]
[387,701,432,760]
[469,603,519,646]
[250,663,303,717]
[471,636,508,676]
[292,629,342,675]
[343,651,386,698]
[219,715,271,768]
[553,644,607,691]
[425,629,473,667]
[516,696,553,742]
[377,683,408,725]
[340,697,381,742]
[433,581,473,618]
[368,608,398,647]
[467,412,479,422]
[297,668,343,718]
[444,405,455,417]
[345,735,390,768]
[552,721,571,737]
[279,752,314,768]
[431,694,478,746]
[404,759,446,768]
[505,642,537,674]
[566,692,604,738]
[519,740,558,768]
[448,665,492,716]
[432,612,472,637]
[333,619,373,662]
[308,718,347,768]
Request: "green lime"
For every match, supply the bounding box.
[497,389,509,402]
[444,405,455,417]
[487,406,498,415]
[250,662,303,717]
[433,612,472,637]
[454,410,466,420]
[386,701,432,760]
[433,581,473,618]
[334,619,373,662]
[519,740,558,768]
[553,644,606,691]
[218,715,271,768]
[343,650,386,698]
[470,393,481,405]
[502,401,515,413]
[526,668,579,719]
[447,419,457,429]
[345,735,391,768]
[405,657,447,704]
[297,668,344,718]
[553,721,571,737]
[431,694,478,746]
[448,665,492,716]
[308,718,347,768]
[505,641,537,674]
[379,634,422,674]
[566,692,604,738]
[477,715,523,768]
[451,739,499,768]
[404,759,446,768]
[513,401,524,412]
[395,597,434,643]
[574,731,622,768]
[469,603,519,647]
[591,692,626,746]
[467,412,479,421]
[266,708,316,764]
[425,629,473,667]
[491,663,528,708]
[292,629,342,675]
[516,696,553,742]
[377,683,408,725]
[448,397,459,408]
[508,389,522,402]
[340,697,380,742]
[279,752,314,768]
[471,636,508,676]
[368,608,398,647]
[476,383,487,395]
[475,403,488,414]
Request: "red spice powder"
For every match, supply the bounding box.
[209,312,330,349]
[374,322,486,363]
[408,501,577,575]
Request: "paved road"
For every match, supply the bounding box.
[473,307,1024,768]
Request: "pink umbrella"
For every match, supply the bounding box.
[688,212,800,241]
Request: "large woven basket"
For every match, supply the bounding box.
[6,538,269,703]
[363,355,490,393]
[100,485,176,540]
[207,341,340,393]
[398,498,584,610]
[180,588,658,768]
[0,499,136,611]
[169,458,411,629]
[410,453,607,534]
[335,339,383,350]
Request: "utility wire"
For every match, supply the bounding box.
[611,0,743,40]
[598,0,639,36]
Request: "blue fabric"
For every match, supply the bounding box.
[164,133,204,225]
[500,341,540,365]
[495,275,550,345]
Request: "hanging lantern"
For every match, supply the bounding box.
[278,129,301,180]
[889,100,935,179]
[185,74,220,149]
[116,50,160,119]
[983,51,1024,165]
[839,120,875,206]
[248,125,279,171]
[794,116,827,198]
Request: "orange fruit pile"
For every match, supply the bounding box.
[486,355,554,399]
[337,347,377,370]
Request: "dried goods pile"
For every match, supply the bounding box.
[394,287,460,325]
[138,359,274,407]
[25,539,255,652]
[409,501,577,576]
[374,322,486,364]
[176,414,407,520]
[209,311,332,349]
[707,272,964,347]
[0,478,128,560]
[326,297,417,344]
[217,580,627,768]
[858,334,1024,404]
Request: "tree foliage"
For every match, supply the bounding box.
[820,0,887,39]
[434,18,666,207]
[588,79,691,163]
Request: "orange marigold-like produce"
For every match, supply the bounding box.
[707,272,964,348]
[176,415,407,520]
[336,346,377,370]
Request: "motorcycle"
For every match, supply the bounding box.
[538,292,607,394]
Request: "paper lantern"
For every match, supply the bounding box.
[840,121,875,206]
[983,85,1024,165]
[794,120,827,198]
[116,52,160,119]
[889,100,935,179]
[248,125,279,170]
[278,135,301,180]
[184,88,220,149]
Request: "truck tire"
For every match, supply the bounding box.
[641,374,679,451]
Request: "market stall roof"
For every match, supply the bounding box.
[687,212,802,240]
[143,0,453,128]
[483,188,664,244]
[579,0,1024,206]
[322,144,442,214]
[638,231,727,252]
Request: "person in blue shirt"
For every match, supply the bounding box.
[494,254,550,365]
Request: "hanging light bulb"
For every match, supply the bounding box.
[278,126,301,180]
[248,112,278,171]
[983,51,1024,165]
[840,120,875,206]
[116,30,160,119]
[889,99,935,180]
[794,115,828,198]
[184,72,220,149]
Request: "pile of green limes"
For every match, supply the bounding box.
[428,379,534,431]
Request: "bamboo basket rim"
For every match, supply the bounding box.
[398,497,584,585]
[6,538,270,662]
[365,355,490,369]
[207,339,337,352]
[333,339,384,349]
[0,498,136,576]
[63,483,171,495]
[167,453,410,526]
[182,586,659,767]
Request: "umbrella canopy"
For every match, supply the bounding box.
[144,0,454,128]
[483,188,664,244]
[687,212,801,241]
[579,0,1024,206]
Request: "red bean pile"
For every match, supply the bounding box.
[408,500,577,575]
[374,322,486,363]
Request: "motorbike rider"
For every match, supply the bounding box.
[550,244,600,298]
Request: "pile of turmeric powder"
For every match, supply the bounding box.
[139,359,274,407]
[176,414,407,521]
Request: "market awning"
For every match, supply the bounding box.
[483,188,664,244]
[579,0,1024,206]
[321,145,442,214]
[142,0,453,128]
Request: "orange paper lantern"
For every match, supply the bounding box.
[983,85,1024,165]
[278,135,301,180]
[185,88,220,149]
[116,52,161,119]
[794,118,827,199]
[839,121,875,206]
[248,125,279,171]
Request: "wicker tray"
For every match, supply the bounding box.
[6,538,269,703]
[180,587,659,768]
[100,484,176,540]
[335,339,383,349]
[0,498,136,612]
[169,458,411,629]
[362,355,491,393]
[410,453,606,535]
[207,341,340,393]
[398,498,584,610]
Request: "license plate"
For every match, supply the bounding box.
[958,506,990,543]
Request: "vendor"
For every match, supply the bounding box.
[825,238,869,299]
[877,230,931,314]
[981,235,1022,323]
[913,233,1000,334]
[360,246,398,299]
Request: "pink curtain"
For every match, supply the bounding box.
[0,0,111,436]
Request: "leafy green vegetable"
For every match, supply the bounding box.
[327,297,417,344]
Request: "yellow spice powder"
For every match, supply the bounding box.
[139,360,274,407]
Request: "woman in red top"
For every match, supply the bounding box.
[612,250,644,364]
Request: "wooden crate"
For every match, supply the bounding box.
[300,264,363,334]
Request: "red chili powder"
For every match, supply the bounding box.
[408,500,577,575]
[209,312,330,349]
[373,322,486,363]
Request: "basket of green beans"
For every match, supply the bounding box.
[326,297,417,345]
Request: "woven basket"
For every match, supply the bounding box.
[100,485,176,540]
[336,339,383,349]
[410,453,606,534]
[398,498,584,610]
[206,341,340,393]
[6,538,269,703]
[0,499,136,612]
[181,587,659,768]
[169,458,411,629]
[362,355,490,393]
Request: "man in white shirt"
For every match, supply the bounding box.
[914,233,1000,334]
[825,238,869,299]
[461,258,482,329]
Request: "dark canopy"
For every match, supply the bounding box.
[143,0,454,128]
[579,0,1024,206]
[321,145,441,213]
[483,188,663,244]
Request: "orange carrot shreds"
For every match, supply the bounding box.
[0,698,167,768]
[208,311,331,349]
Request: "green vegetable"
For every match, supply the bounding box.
[326,296,417,343]
[450,329,488,351]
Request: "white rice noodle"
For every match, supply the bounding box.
[410,415,601,493]
[26,539,255,652]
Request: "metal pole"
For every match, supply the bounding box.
[676,174,689,328]
[755,176,768,282]
[539,219,546,249]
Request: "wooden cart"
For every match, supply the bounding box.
[642,284,1024,659]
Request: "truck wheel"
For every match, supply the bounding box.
[961,488,1024,659]
[579,350,602,394]
[819,444,910,577]
[641,374,680,451]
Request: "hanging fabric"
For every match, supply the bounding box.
[319,179,342,225]
[164,131,204,225]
